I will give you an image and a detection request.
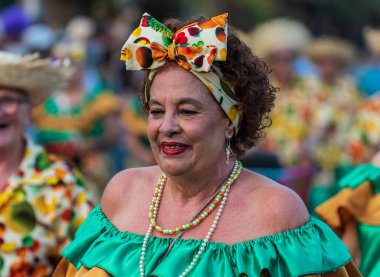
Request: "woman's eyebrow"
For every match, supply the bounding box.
[148,99,162,106]
[178,98,204,108]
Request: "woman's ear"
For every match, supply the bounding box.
[225,120,234,139]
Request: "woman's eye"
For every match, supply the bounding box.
[149,109,164,116]
[180,110,197,115]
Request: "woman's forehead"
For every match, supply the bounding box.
[153,63,199,84]
[150,65,210,99]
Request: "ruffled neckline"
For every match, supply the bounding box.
[91,205,321,248]
[62,205,352,277]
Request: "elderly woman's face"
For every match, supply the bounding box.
[0,88,29,149]
[147,64,232,176]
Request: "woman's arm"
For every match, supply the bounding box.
[341,219,361,266]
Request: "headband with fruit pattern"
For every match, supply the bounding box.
[121,13,241,133]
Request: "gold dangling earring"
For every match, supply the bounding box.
[226,138,232,164]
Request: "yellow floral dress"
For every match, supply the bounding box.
[261,77,316,166]
[258,77,316,201]
[309,76,362,186]
[32,87,121,198]
[0,139,94,276]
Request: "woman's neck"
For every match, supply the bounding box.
[165,160,236,206]
[0,138,25,187]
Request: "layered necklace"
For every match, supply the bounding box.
[139,160,243,277]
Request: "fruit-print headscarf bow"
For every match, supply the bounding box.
[121,13,241,133]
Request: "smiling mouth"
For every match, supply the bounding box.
[161,143,188,156]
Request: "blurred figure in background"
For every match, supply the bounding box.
[0,51,93,277]
[315,29,380,277]
[120,82,156,167]
[345,93,380,165]
[31,18,122,200]
[20,23,57,57]
[316,151,380,276]
[357,27,380,97]
[305,37,363,210]
[246,18,314,202]
[0,4,32,54]
[345,27,380,166]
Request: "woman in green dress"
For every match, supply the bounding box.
[54,13,360,277]
[316,161,380,277]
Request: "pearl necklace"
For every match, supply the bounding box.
[139,160,242,277]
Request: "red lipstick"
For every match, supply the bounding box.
[161,142,187,156]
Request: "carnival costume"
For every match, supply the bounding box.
[0,138,93,276]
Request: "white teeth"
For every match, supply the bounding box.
[165,146,184,150]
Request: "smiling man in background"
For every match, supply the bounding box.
[0,51,93,277]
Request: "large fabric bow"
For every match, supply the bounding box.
[120,13,241,133]
[121,13,228,72]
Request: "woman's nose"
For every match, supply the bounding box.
[159,113,180,136]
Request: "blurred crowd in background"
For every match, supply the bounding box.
[1,0,380,210]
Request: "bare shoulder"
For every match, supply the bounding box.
[101,166,161,218]
[236,169,310,235]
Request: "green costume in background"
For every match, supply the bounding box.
[316,164,380,277]
[32,86,120,197]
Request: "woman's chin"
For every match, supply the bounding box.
[158,158,192,177]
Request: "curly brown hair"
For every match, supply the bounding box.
[139,16,277,156]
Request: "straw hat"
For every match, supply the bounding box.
[0,51,67,106]
[305,36,355,67]
[249,18,311,59]
[363,27,380,56]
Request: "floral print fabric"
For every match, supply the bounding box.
[347,94,380,164]
[261,77,315,166]
[309,76,362,185]
[120,12,241,133]
[0,139,93,276]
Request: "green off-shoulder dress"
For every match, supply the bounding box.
[53,205,360,277]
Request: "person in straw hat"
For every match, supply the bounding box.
[31,37,122,200]
[0,51,94,276]
[247,18,316,202]
[304,36,363,211]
